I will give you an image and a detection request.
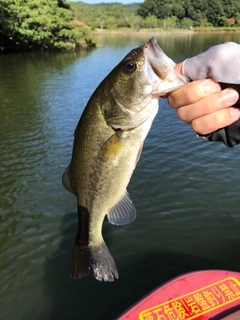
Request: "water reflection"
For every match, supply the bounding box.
[0,50,97,319]
[1,33,240,320]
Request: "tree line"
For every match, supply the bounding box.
[69,2,141,30]
[0,0,239,52]
[137,0,240,28]
[70,0,240,29]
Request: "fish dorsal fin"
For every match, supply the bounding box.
[62,165,75,195]
[107,190,136,225]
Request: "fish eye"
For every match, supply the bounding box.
[123,60,136,73]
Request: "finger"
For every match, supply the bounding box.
[168,79,221,109]
[191,107,240,135]
[177,88,239,123]
[174,62,183,74]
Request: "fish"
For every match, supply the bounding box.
[62,37,189,282]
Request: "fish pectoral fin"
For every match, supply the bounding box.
[107,190,136,225]
[62,165,75,195]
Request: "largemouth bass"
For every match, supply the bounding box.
[63,37,189,282]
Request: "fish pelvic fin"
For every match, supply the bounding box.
[70,205,90,279]
[107,190,136,225]
[71,205,119,282]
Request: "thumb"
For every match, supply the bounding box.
[174,62,183,74]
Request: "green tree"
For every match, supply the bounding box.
[180,17,195,28]
[70,2,134,30]
[137,0,239,28]
[222,0,239,18]
[137,0,172,20]
[207,0,225,26]
[172,5,185,20]
[139,15,162,28]
[222,0,240,25]
[183,0,208,26]
[0,0,95,50]
[68,0,240,30]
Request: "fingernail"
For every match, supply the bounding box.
[229,107,240,120]
[221,89,239,105]
[203,79,221,94]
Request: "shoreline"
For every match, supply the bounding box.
[90,28,240,36]
[2,28,240,53]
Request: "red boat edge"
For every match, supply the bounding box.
[117,270,240,320]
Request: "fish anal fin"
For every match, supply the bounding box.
[71,239,90,279]
[62,165,75,195]
[107,190,136,225]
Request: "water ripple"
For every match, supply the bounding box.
[1,34,240,320]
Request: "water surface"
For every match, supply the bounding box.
[1,33,240,320]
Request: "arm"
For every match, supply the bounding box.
[168,43,240,147]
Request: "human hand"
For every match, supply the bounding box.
[168,62,240,135]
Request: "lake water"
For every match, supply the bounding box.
[1,32,240,320]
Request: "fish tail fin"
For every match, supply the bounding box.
[70,206,119,282]
[90,241,119,282]
[70,236,90,280]
[70,206,90,279]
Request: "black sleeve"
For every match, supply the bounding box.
[199,83,240,148]
[201,119,240,147]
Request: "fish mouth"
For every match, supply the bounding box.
[145,37,176,80]
[144,37,189,95]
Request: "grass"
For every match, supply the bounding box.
[90,26,240,35]
[191,26,240,32]
[90,27,193,34]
